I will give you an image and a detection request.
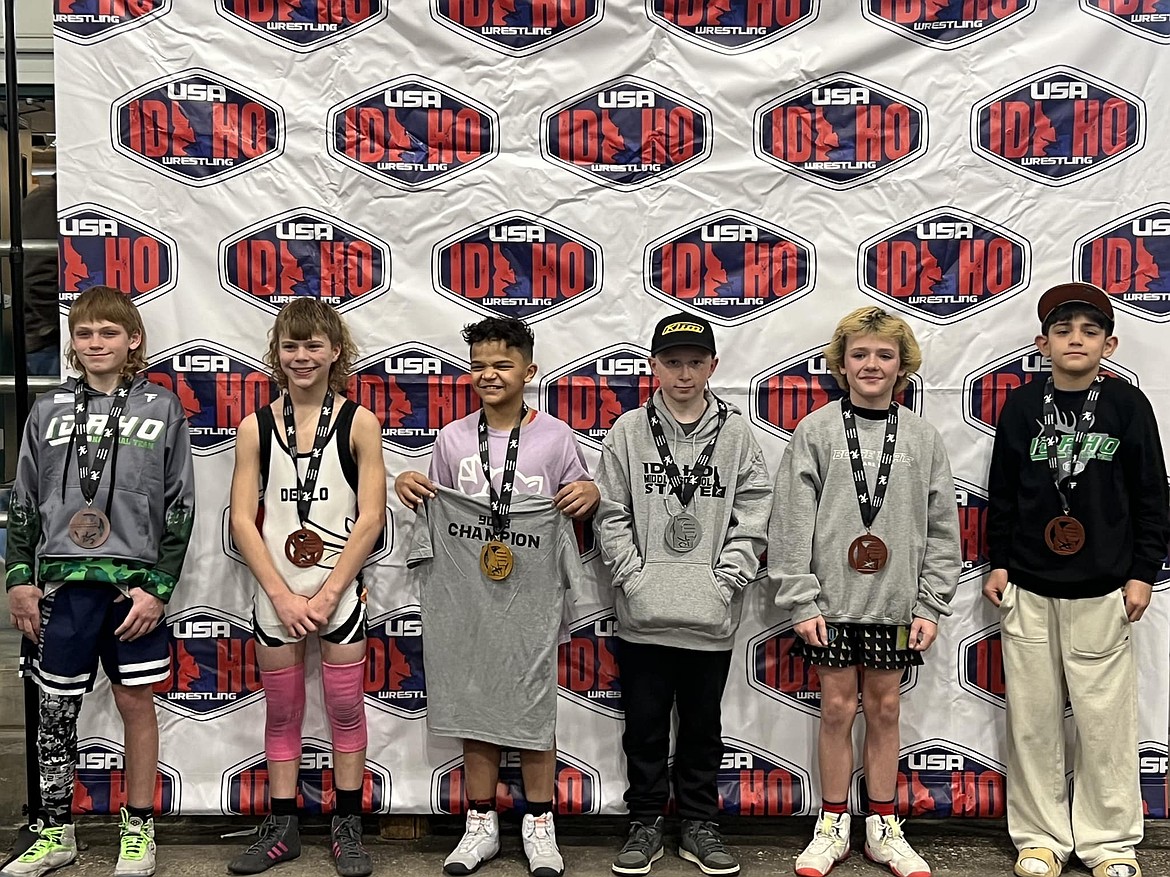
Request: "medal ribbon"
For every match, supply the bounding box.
[840,398,898,531]
[281,389,336,527]
[645,395,728,511]
[73,379,132,511]
[477,403,527,540]
[1041,375,1102,514]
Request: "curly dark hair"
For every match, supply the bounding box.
[461,317,534,361]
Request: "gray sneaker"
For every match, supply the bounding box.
[612,817,665,876]
[0,822,77,877]
[679,821,739,877]
[114,810,156,877]
[330,815,372,877]
[228,814,301,874]
[521,812,564,877]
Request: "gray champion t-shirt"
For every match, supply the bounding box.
[407,486,584,750]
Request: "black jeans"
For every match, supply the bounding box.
[618,639,733,822]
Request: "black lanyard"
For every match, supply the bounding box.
[1041,376,1102,514]
[645,395,728,510]
[72,379,131,512]
[841,398,898,530]
[281,389,336,527]
[478,404,527,539]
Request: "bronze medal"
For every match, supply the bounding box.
[1044,515,1085,556]
[480,540,514,582]
[68,508,111,549]
[848,533,888,574]
[285,528,325,568]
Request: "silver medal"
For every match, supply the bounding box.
[665,513,702,553]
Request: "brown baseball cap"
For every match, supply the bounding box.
[1037,281,1114,323]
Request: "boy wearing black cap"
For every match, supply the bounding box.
[985,282,1169,877]
[595,313,772,877]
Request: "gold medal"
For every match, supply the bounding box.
[480,540,514,582]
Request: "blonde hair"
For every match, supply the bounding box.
[264,299,358,395]
[66,285,148,380]
[824,306,922,394]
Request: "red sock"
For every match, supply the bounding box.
[822,799,848,815]
[869,798,896,818]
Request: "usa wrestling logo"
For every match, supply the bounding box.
[1081,0,1170,44]
[539,344,655,451]
[646,0,818,54]
[153,607,263,722]
[1140,742,1169,818]
[558,610,621,719]
[219,208,391,315]
[223,741,392,815]
[755,73,928,189]
[858,207,1030,324]
[971,66,1145,187]
[349,344,479,456]
[75,738,180,815]
[853,740,1006,818]
[215,0,387,52]
[750,344,922,442]
[145,340,278,456]
[113,68,285,187]
[540,77,713,190]
[643,211,816,325]
[430,0,603,56]
[365,607,427,719]
[962,345,1137,437]
[54,0,171,45]
[955,479,990,584]
[57,203,178,310]
[327,76,499,190]
[1074,203,1170,322]
[717,739,811,816]
[432,749,601,815]
[432,211,602,323]
[862,0,1035,49]
[746,623,918,717]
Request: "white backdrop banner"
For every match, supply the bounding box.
[51,0,1169,818]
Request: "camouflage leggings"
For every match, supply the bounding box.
[38,691,82,824]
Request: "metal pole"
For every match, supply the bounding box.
[4,0,41,823]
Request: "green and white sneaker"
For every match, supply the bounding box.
[0,821,77,877]
[114,809,156,877]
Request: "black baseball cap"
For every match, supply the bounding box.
[650,313,716,356]
[1037,281,1114,324]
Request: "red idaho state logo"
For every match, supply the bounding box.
[754,73,928,190]
[144,339,279,456]
[746,623,917,718]
[75,738,181,816]
[1074,203,1170,323]
[961,345,1137,437]
[853,740,1006,818]
[57,203,178,310]
[540,76,713,190]
[215,0,387,52]
[955,479,990,584]
[644,210,816,325]
[432,210,602,323]
[862,0,1035,49]
[348,343,480,457]
[430,0,604,56]
[219,207,392,315]
[327,75,499,191]
[364,607,428,719]
[54,0,172,45]
[557,610,621,718]
[717,739,811,816]
[431,749,600,815]
[858,206,1030,324]
[749,344,922,442]
[971,65,1145,187]
[646,0,819,54]
[1081,0,1170,44]
[153,607,264,722]
[113,68,285,187]
[539,344,655,451]
[1140,742,1169,818]
[223,740,391,815]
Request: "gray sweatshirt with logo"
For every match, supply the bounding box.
[594,390,773,651]
[768,401,960,627]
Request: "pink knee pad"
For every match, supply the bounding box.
[322,659,368,753]
[261,664,306,763]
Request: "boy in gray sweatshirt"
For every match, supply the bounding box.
[768,307,960,877]
[595,313,772,877]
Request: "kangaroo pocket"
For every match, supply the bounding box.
[619,561,732,639]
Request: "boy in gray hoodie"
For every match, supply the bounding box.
[595,313,772,877]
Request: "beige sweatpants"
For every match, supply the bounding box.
[1000,582,1142,868]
